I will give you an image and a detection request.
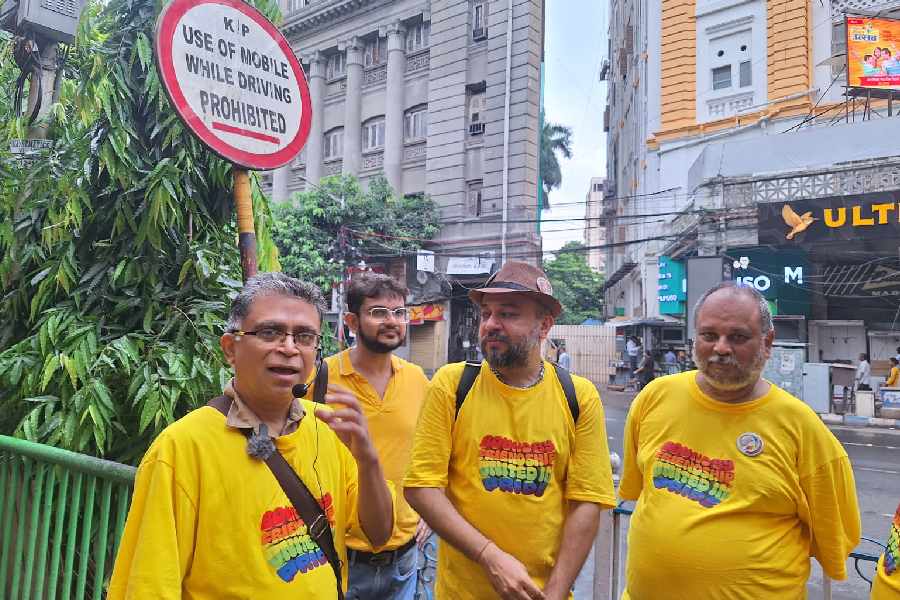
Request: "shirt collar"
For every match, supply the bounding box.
[338,348,403,377]
[223,379,305,437]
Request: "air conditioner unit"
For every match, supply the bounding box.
[2,0,86,43]
[472,27,487,41]
[468,122,485,135]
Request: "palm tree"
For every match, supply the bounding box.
[540,111,573,207]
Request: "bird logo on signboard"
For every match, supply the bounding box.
[781,205,817,239]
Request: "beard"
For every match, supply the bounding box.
[481,326,542,369]
[693,344,768,392]
[357,325,405,354]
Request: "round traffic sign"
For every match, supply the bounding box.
[155,0,311,170]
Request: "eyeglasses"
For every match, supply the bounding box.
[366,307,410,323]
[230,327,321,348]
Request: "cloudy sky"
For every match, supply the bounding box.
[541,0,607,253]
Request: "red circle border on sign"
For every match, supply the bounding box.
[155,0,311,170]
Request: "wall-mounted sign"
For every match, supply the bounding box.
[758,192,900,246]
[657,256,686,315]
[408,303,445,324]
[447,257,493,275]
[727,248,811,316]
[155,0,312,169]
[846,16,900,90]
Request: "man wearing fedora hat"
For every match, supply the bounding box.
[404,261,616,600]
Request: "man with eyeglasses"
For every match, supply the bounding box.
[320,272,430,600]
[109,272,394,600]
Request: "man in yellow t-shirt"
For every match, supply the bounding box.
[620,282,860,600]
[108,273,395,600]
[872,501,900,599]
[326,272,430,600]
[404,261,617,600]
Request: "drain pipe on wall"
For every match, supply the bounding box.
[500,0,513,264]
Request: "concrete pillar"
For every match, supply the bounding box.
[384,22,406,193]
[342,37,364,176]
[305,52,326,184]
[270,166,289,202]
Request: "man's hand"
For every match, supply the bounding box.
[478,542,545,600]
[415,519,432,549]
[315,384,378,464]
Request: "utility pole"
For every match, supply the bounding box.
[25,37,59,139]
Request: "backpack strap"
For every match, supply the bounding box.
[454,362,483,419]
[552,363,580,425]
[453,362,581,425]
[206,395,344,599]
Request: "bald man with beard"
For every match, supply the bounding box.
[618,282,860,600]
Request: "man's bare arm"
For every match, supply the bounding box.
[542,501,603,600]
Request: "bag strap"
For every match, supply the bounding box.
[453,362,581,425]
[552,363,580,425]
[207,396,344,599]
[454,362,483,419]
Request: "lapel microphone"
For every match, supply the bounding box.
[292,346,324,400]
[292,382,310,398]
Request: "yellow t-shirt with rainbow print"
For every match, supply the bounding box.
[404,361,617,599]
[871,502,900,599]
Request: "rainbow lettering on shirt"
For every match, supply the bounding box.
[884,505,900,576]
[478,435,556,497]
[260,493,336,582]
[651,441,735,508]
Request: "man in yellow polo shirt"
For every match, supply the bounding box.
[328,272,430,600]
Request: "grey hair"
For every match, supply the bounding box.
[692,281,774,335]
[226,272,328,332]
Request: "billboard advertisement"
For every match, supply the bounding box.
[846,16,900,89]
[726,248,811,317]
[657,256,686,315]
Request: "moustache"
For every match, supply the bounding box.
[706,355,739,366]
[482,334,511,343]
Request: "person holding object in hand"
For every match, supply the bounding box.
[108,273,394,600]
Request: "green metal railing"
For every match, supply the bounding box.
[0,435,136,600]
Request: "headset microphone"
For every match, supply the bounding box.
[292,346,324,400]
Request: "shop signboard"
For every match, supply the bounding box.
[758,191,900,246]
[846,16,900,90]
[727,248,811,316]
[657,256,686,315]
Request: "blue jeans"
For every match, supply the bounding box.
[346,542,418,600]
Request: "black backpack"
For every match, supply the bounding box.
[454,361,580,424]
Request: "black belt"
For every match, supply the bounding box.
[349,537,417,567]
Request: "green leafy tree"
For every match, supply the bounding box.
[0,0,280,462]
[543,242,604,325]
[270,174,440,292]
[540,111,573,203]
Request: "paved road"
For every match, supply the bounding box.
[596,389,899,600]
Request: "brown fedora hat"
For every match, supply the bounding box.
[468,261,563,317]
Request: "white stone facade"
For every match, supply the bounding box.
[266,0,544,265]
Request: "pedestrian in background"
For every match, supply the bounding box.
[626,336,641,372]
[557,342,572,372]
[325,273,431,600]
[856,353,871,391]
[405,261,616,600]
[619,282,860,600]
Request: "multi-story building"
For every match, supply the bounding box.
[265,0,545,369]
[603,0,900,366]
[583,177,607,273]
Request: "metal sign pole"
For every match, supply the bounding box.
[233,168,257,282]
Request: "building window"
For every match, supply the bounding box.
[324,128,343,160]
[468,91,485,135]
[473,2,488,40]
[364,37,385,68]
[468,181,484,216]
[326,52,346,80]
[712,65,731,90]
[404,106,428,141]
[406,21,430,53]
[739,60,752,88]
[286,0,312,12]
[362,117,385,151]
